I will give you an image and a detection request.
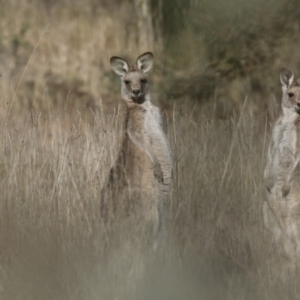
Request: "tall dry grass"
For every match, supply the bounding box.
[1,0,300,299]
[0,101,299,300]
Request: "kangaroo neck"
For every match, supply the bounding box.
[126,98,152,111]
[282,107,300,123]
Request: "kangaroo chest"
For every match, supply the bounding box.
[124,106,172,186]
[273,119,300,172]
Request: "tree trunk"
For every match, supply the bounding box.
[134,0,154,52]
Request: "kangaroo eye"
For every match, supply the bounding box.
[288,93,294,98]
[124,80,130,85]
[141,79,147,84]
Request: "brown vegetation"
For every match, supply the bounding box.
[0,104,299,299]
[0,0,300,299]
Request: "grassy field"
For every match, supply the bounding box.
[0,102,299,300]
[1,0,300,299]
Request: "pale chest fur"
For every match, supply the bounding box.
[126,103,172,189]
[273,117,300,171]
[145,106,172,187]
[272,118,298,170]
[267,113,300,189]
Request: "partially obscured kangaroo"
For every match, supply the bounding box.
[101,52,172,248]
[264,67,300,272]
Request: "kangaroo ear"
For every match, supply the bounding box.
[136,52,154,73]
[280,68,294,87]
[110,56,129,76]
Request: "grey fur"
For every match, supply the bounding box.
[264,68,300,273]
[102,52,172,249]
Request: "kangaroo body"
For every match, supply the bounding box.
[264,68,300,271]
[101,53,172,246]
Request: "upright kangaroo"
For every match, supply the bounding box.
[101,52,172,248]
[264,67,300,272]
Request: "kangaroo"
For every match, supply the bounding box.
[264,67,300,273]
[101,52,172,248]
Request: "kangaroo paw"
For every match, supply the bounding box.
[153,162,164,184]
[282,183,290,198]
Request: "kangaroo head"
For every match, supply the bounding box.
[280,67,300,114]
[110,52,154,105]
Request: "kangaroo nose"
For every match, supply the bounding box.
[132,90,140,96]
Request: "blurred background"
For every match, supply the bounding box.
[1,1,300,299]
[1,0,299,123]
